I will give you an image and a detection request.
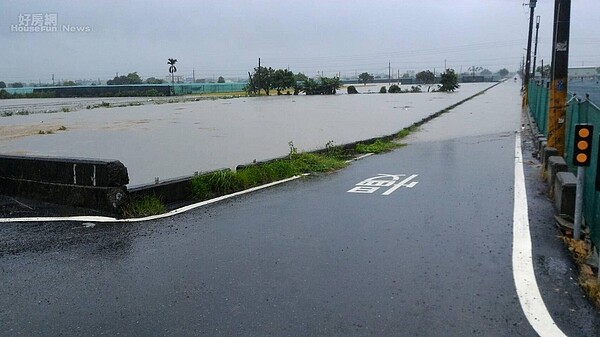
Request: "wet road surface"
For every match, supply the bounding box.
[1,80,599,336]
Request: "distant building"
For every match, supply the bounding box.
[569,66,598,79]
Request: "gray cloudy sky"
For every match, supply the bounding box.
[1,0,599,83]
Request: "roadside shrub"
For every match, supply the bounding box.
[347,86,358,94]
[388,84,402,93]
[379,86,387,93]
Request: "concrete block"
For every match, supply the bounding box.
[537,136,547,151]
[547,156,568,187]
[554,172,576,217]
[542,147,558,170]
[0,154,129,186]
[0,154,129,214]
[0,177,126,213]
[128,176,193,204]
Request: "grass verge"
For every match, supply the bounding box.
[355,139,400,154]
[191,153,347,200]
[122,195,166,218]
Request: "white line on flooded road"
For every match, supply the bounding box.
[513,132,567,337]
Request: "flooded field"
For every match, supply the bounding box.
[568,79,600,105]
[0,83,492,186]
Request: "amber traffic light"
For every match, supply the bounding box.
[573,124,593,166]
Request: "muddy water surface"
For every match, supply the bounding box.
[0,83,491,185]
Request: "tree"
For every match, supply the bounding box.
[272,69,295,95]
[480,69,492,76]
[167,58,177,84]
[292,73,308,95]
[294,72,308,83]
[438,69,459,92]
[62,81,76,86]
[107,72,143,85]
[0,81,6,88]
[358,72,374,85]
[498,68,509,77]
[388,84,402,93]
[536,65,551,78]
[379,86,387,93]
[347,85,358,94]
[217,76,225,83]
[304,76,341,95]
[11,82,24,88]
[415,70,435,84]
[247,66,275,95]
[146,77,164,84]
[468,66,483,77]
[596,67,600,74]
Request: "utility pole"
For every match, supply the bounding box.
[547,0,571,155]
[523,0,537,108]
[444,59,447,70]
[532,16,541,80]
[192,69,195,83]
[388,61,391,86]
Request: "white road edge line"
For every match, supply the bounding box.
[0,174,309,224]
[345,152,373,163]
[1,150,378,224]
[513,132,567,337]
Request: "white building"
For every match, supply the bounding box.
[569,66,598,79]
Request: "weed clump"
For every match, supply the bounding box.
[355,139,398,154]
[122,195,165,217]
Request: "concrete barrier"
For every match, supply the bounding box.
[128,169,230,204]
[542,147,558,170]
[547,156,568,186]
[554,171,576,217]
[0,154,128,213]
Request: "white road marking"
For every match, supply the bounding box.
[0,174,308,224]
[513,132,568,337]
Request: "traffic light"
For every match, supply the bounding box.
[573,124,593,166]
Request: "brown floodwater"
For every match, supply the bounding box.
[0,83,492,186]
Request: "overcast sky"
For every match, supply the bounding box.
[1,0,599,83]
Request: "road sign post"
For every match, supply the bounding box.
[573,124,593,240]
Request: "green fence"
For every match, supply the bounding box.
[527,81,549,135]
[172,83,247,95]
[528,81,600,246]
[3,83,248,97]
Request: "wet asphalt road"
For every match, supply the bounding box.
[1,81,599,336]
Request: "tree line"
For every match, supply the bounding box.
[246,66,341,96]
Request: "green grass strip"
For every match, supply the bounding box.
[122,195,166,217]
[191,153,347,200]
